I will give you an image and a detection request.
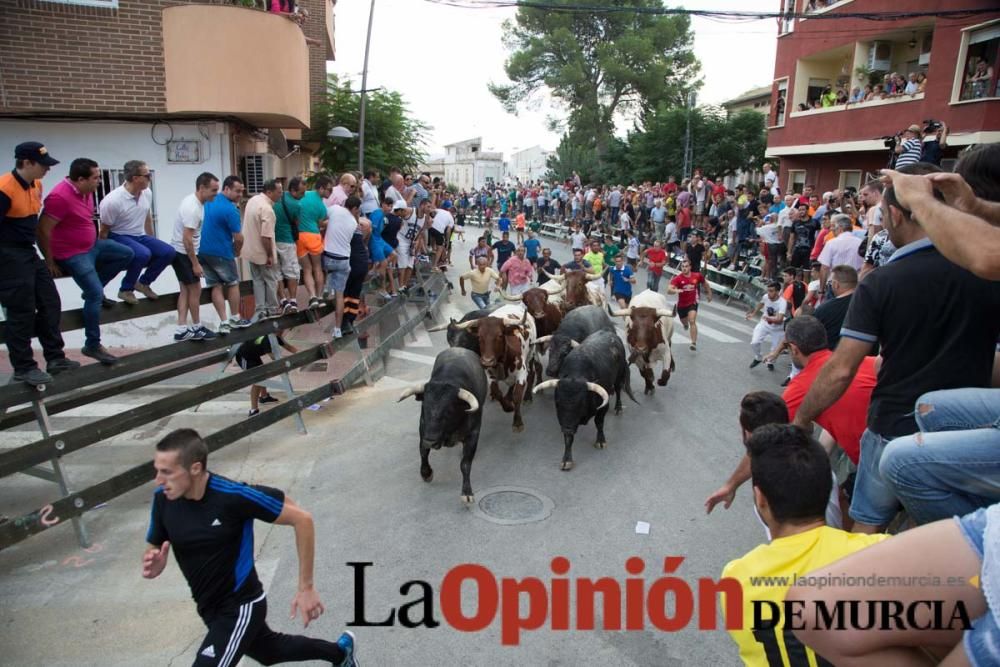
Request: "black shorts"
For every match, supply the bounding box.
[236,353,264,370]
[767,243,785,261]
[677,303,698,319]
[612,293,631,304]
[171,253,200,286]
[428,228,445,247]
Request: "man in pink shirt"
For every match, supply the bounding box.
[38,158,133,365]
[325,172,357,208]
[500,245,535,296]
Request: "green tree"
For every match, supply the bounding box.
[490,0,700,156]
[308,75,430,175]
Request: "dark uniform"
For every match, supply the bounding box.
[0,145,70,376]
[146,473,346,666]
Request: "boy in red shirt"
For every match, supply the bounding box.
[668,258,712,351]
[642,239,668,291]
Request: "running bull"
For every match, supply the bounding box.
[532,329,635,470]
[536,305,615,379]
[610,289,675,395]
[397,347,487,503]
[543,269,606,312]
[425,304,502,355]
[447,304,537,433]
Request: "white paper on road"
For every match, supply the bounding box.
[635,521,650,535]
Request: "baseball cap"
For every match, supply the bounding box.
[441,200,453,209]
[14,142,59,167]
[392,199,408,211]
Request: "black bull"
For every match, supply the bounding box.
[538,305,615,378]
[532,329,636,470]
[397,347,488,503]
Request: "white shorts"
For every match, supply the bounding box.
[396,242,414,269]
[276,242,300,280]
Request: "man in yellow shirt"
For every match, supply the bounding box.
[459,256,501,309]
[722,424,888,666]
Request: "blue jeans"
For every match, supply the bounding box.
[880,388,1000,526]
[849,428,900,526]
[470,292,490,309]
[58,239,134,348]
[108,233,175,291]
[646,272,662,292]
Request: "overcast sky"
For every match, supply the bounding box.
[328,0,778,158]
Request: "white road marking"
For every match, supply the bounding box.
[389,349,437,365]
[689,308,756,335]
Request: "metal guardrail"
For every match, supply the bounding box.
[0,272,448,551]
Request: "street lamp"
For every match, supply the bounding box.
[328,126,358,139]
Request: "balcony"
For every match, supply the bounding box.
[162,4,311,129]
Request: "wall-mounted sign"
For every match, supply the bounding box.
[166,140,201,164]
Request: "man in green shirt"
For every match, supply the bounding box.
[273,176,305,312]
[297,175,332,307]
[583,240,605,275]
[602,235,620,267]
[528,218,542,235]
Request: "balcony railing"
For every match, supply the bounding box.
[789,91,925,118]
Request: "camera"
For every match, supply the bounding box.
[881,135,898,149]
[924,119,942,132]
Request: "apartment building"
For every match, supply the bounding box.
[766,0,999,194]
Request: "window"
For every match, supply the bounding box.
[959,23,1000,101]
[838,170,862,192]
[774,80,788,127]
[779,0,795,35]
[93,169,159,236]
[788,170,806,195]
[40,0,118,7]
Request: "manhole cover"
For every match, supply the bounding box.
[471,486,554,525]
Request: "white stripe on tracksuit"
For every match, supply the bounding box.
[219,592,265,667]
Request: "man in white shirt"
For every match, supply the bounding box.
[746,282,787,371]
[429,202,454,271]
[323,195,360,339]
[817,214,863,295]
[762,162,779,197]
[360,170,380,216]
[170,172,220,341]
[756,214,783,279]
[570,226,588,252]
[99,160,175,304]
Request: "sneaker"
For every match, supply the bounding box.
[248,408,260,418]
[766,362,775,372]
[47,358,81,375]
[174,328,197,342]
[259,395,279,404]
[781,375,792,387]
[283,301,299,314]
[309,296,322,309]
[689,343,697,351]
[335,631,358,667]
[117,290,138,305]
[228,317,253,329]
[193,326,218,340]
[81,345,119,365]
[378,290,391,299]
[749,358,762,369]
[341,322,355,336]
[332,327,343,340]
[217,321,231,336]
[135,283,159,300]
[12,367,52,386]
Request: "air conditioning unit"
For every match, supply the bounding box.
[241,154,270,194]
[918,52,931,66]
[867,41,893,72]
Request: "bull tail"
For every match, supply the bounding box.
[622,366,640,405]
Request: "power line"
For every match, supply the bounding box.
[420,0,996,22]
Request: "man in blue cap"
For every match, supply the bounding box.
[0,142,81,386]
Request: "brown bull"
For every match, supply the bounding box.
[612,291,676,395]
[544,269,604,312]
[450,305,538,432]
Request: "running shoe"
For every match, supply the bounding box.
[283,301,299,314]
[174,328,197,342]
[332,327,343,340]
[248,408,260,418]
[689,343,697,351]
[749,358,762,369]
[193,326,218,340]
[309,296,323,309]
[12,368,52,386]
[259,395,279,404]
[766,362,775,372]
[335,631,358,667]
[217,321,231,336]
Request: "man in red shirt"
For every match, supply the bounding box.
[38,158,133,365]
[642,239,668,292]
[668,258,712,351]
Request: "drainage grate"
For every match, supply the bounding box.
[471,486,554,525]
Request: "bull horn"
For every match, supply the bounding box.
[425,318,456,332]
[656,309,673,318]
[397,382,427,402]
[534,335,553,345]
[585,382,610,410]
[587,273,605,281]
[549,284,565,295]
[544,270,565,282]
[500,290,523,302]
[610,308,631,317]
[452,318,480,331]
[569,340,581,348]
[532,379,560,394]
[456,388,480,413]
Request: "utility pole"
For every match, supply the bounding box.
[358,0,376,172]
[683,91,696,179]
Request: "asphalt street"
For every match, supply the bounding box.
[0,226,796,666]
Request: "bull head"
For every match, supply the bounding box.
[397,382,427,401]
[543,270,566,283]
[398,383,479,412]
[532,379,609,409]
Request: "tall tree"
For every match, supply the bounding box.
[490,0,700,154]
[308,75,430,174]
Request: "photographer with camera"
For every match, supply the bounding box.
[920,119,948,166]
[893,124,924,169]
